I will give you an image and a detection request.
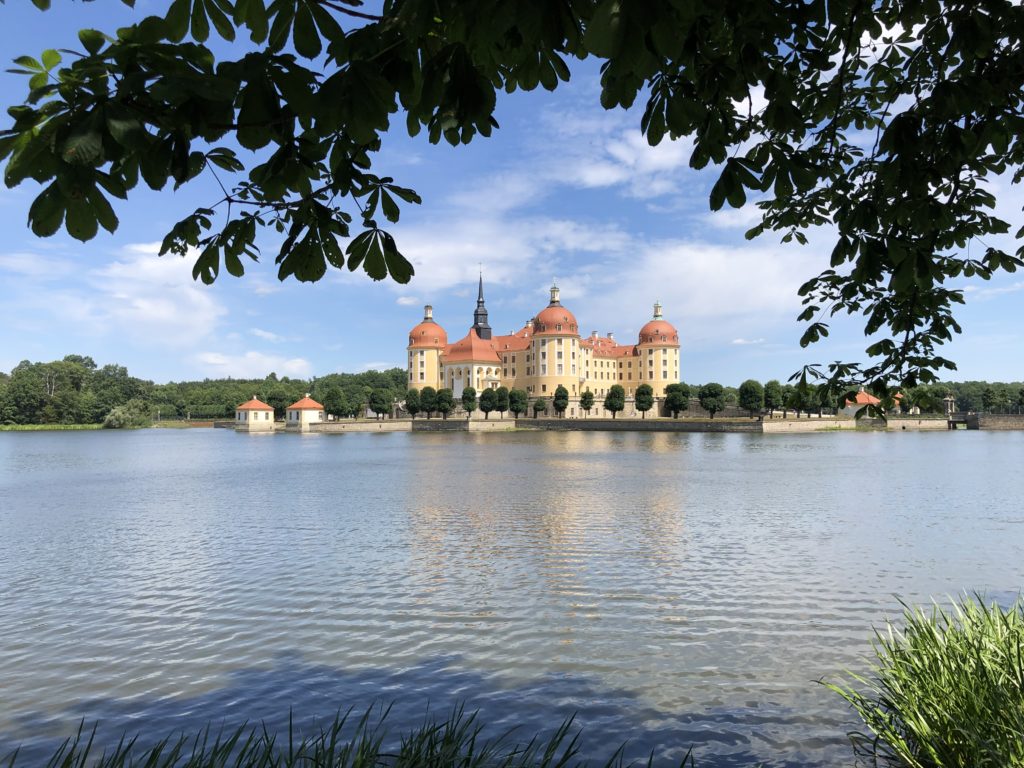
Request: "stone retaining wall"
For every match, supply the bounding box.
[311,420,411,433]
[515,418,763,433]
[976,414,1024,430]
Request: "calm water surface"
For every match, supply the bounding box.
[1,429,1022,766]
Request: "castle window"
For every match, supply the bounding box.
[419,372,425,381]
[512,368,516,377]
[556,351,563,360]
[556,324,562,331]
[503,368,507,376]
[541,351,547,360]
[557,364,563,375]
[541,364,547,375]
[512,355,516,363]
[542,385,547,393]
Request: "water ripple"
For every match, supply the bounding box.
[1,429,1022,766]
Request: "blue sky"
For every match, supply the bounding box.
[1,4,1022,385]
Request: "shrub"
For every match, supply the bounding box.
[101,398,152,429]
[826,596,1024,767]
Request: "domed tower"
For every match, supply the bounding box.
[407,305,447,391]
[636,301,680,397]
[526,282,582,401]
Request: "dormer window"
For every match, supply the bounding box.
[556,323,562,331]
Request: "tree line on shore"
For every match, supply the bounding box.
[0,355,405,427]
[2,355,1021,427]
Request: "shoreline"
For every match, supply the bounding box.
[7,415,1021,433]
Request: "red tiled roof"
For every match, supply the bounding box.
[492,330,531,352]
[532,305,579,336]
[638,319,679,345]
[846,390,880,406]
[288,396,324,410]
[236,396,274,411]
[409,319,447,348]
[443,330,502,364]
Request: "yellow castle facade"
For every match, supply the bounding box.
[407,280,681,416]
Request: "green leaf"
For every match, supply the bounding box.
[87,185,119,233]
[95,171,128,200]
[164,0,191,42]
[380,189,400,223]
[191,0,211,42]
[584,0,625,57]
[361,233,387,280]
[65,196,98,241]
[13,56,43,72]
[61,120,103,165]
[387,185,421,205]
[27,182,65,237]
[205,0,236,41]
[224,249,245,277]
[709,171,730,211]
[236,80,279,150]
[292,4,322,59]
[242,0,268,42]
[105,106,146,148]
[268,4,294,51]
[346,229,373,272]
[41,49,61,70]
[381,232,414,283]
[78,29,106,55]
[192,244,220,284]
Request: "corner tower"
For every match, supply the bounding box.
[407,304,447,390]
[526,282,582,399]
[636,300,680,397]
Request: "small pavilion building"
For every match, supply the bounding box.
[234,396,276,432]
[286,394,325,432]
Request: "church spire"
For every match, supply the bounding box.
[472,270,492,340]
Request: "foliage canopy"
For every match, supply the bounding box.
[3,0,1024,393]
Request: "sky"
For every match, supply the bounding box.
[1,4,1022,385]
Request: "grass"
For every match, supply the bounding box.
[0,424,102,431]
[825,596,1024,767]
[1,708,693,768]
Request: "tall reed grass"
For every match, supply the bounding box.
[2,707,693,768]
[826,596,1024,767]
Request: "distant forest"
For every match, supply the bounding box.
[1,355,1021,426]
[0,355,406,426]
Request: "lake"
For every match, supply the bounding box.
[0,428,1022,766]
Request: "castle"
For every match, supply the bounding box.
[406,279,681,417]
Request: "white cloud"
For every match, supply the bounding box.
[251,328,284,342]
[396,295,421,306]
[732,338,767,345]
[77,244,226,344]
[196,350,312,379]
[250,275,283,295]
[973,281,1024,299]
[0,252,75,280]
[357,360,394,372]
